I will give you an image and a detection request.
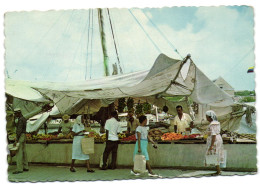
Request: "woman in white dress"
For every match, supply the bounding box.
[205,110,225,175]
[70,115,95,173]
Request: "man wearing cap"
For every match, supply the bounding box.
[13,108,29,174]
[58,114,73,136]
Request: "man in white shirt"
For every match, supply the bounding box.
[170,105,194,134]
[101,111,120,170]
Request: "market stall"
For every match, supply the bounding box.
[8,126,256,171]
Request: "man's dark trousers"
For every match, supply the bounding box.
[102,140,119,169]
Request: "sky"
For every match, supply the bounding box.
[4,6,255,90]
[1,1,260,184]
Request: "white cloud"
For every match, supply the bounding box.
[4,7,255,90]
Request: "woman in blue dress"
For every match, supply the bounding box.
[70,115,95,173]
[131,115,158,177]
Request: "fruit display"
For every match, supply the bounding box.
[118,133,127,140]
[57,133,73,139]
[121,134,136,142]
[89,133,106,142]
[161,133,184,141]
[182,134,201,140]
[148,128,163,141]
[238,133,256,141]
[26,133,72,141]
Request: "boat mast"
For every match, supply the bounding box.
[98,8,110,76]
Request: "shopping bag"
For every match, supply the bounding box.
[81,137,94,154]
[133,154,146,173]
[220,150,227,168]
[8,143,20,157]
[205,152,218,165]
[8,143,20,151]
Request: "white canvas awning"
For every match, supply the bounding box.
[5,54,234,114]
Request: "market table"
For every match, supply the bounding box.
[10,139,257,171]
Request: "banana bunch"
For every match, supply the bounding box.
[118,133,126,140]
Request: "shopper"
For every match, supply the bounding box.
[12,108,29,174]
[101,111,120,170]
[205,110,224,175]
[70,115,95,173]
[131,115,158,177]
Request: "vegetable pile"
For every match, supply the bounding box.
[182,134,201,139]
[161,133,184,141]
[148,128,163,141]
[121,134,136,142]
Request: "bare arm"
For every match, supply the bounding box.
[148,135,156,144]
[106,130,109,141]
[209,135,216,150]
[190,121,194,128]
[137,132,141,152]
[71,130,84,136]
[174,125,177,133]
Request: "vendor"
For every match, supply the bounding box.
[58,114,73,136]
[126,112,140,134]
[169,105,194,134]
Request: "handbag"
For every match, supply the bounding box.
[220,150,227,168]
[8,143,20,157]
[81,137,94,154]
[205,150,218,165]
[133,154,146,173]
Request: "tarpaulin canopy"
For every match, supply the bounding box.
[5,54,234,115]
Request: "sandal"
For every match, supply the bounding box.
[70,167,76,172]
[87,169,95,173]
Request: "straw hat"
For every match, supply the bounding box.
[62,114,70,120]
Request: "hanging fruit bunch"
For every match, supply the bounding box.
[143,102,152,114]
[135,101,143,116]
[127,98,134,112]
[118,98,126,113]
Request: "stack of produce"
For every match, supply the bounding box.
[26,134,33,141]
[57,133,73,139]
[36,134,60,141]
[87,133,106,142]
[86,130,99,138]
[148,128,163,141]
[238,133,256,141]
[118,133,127,140]
[121,134,136,142]
[182,134,201,139]
[161,133,184,141]
[100,134,106,142]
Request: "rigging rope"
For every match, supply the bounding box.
[110,10,125,72]
[141,9,183,59]
[65,12,89,81]
[210,46,254,77]
[85,9,91,80]
[90,9,94,79]
[128,9,161,53]
[46,10,75,78]
[107,8,123,74]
